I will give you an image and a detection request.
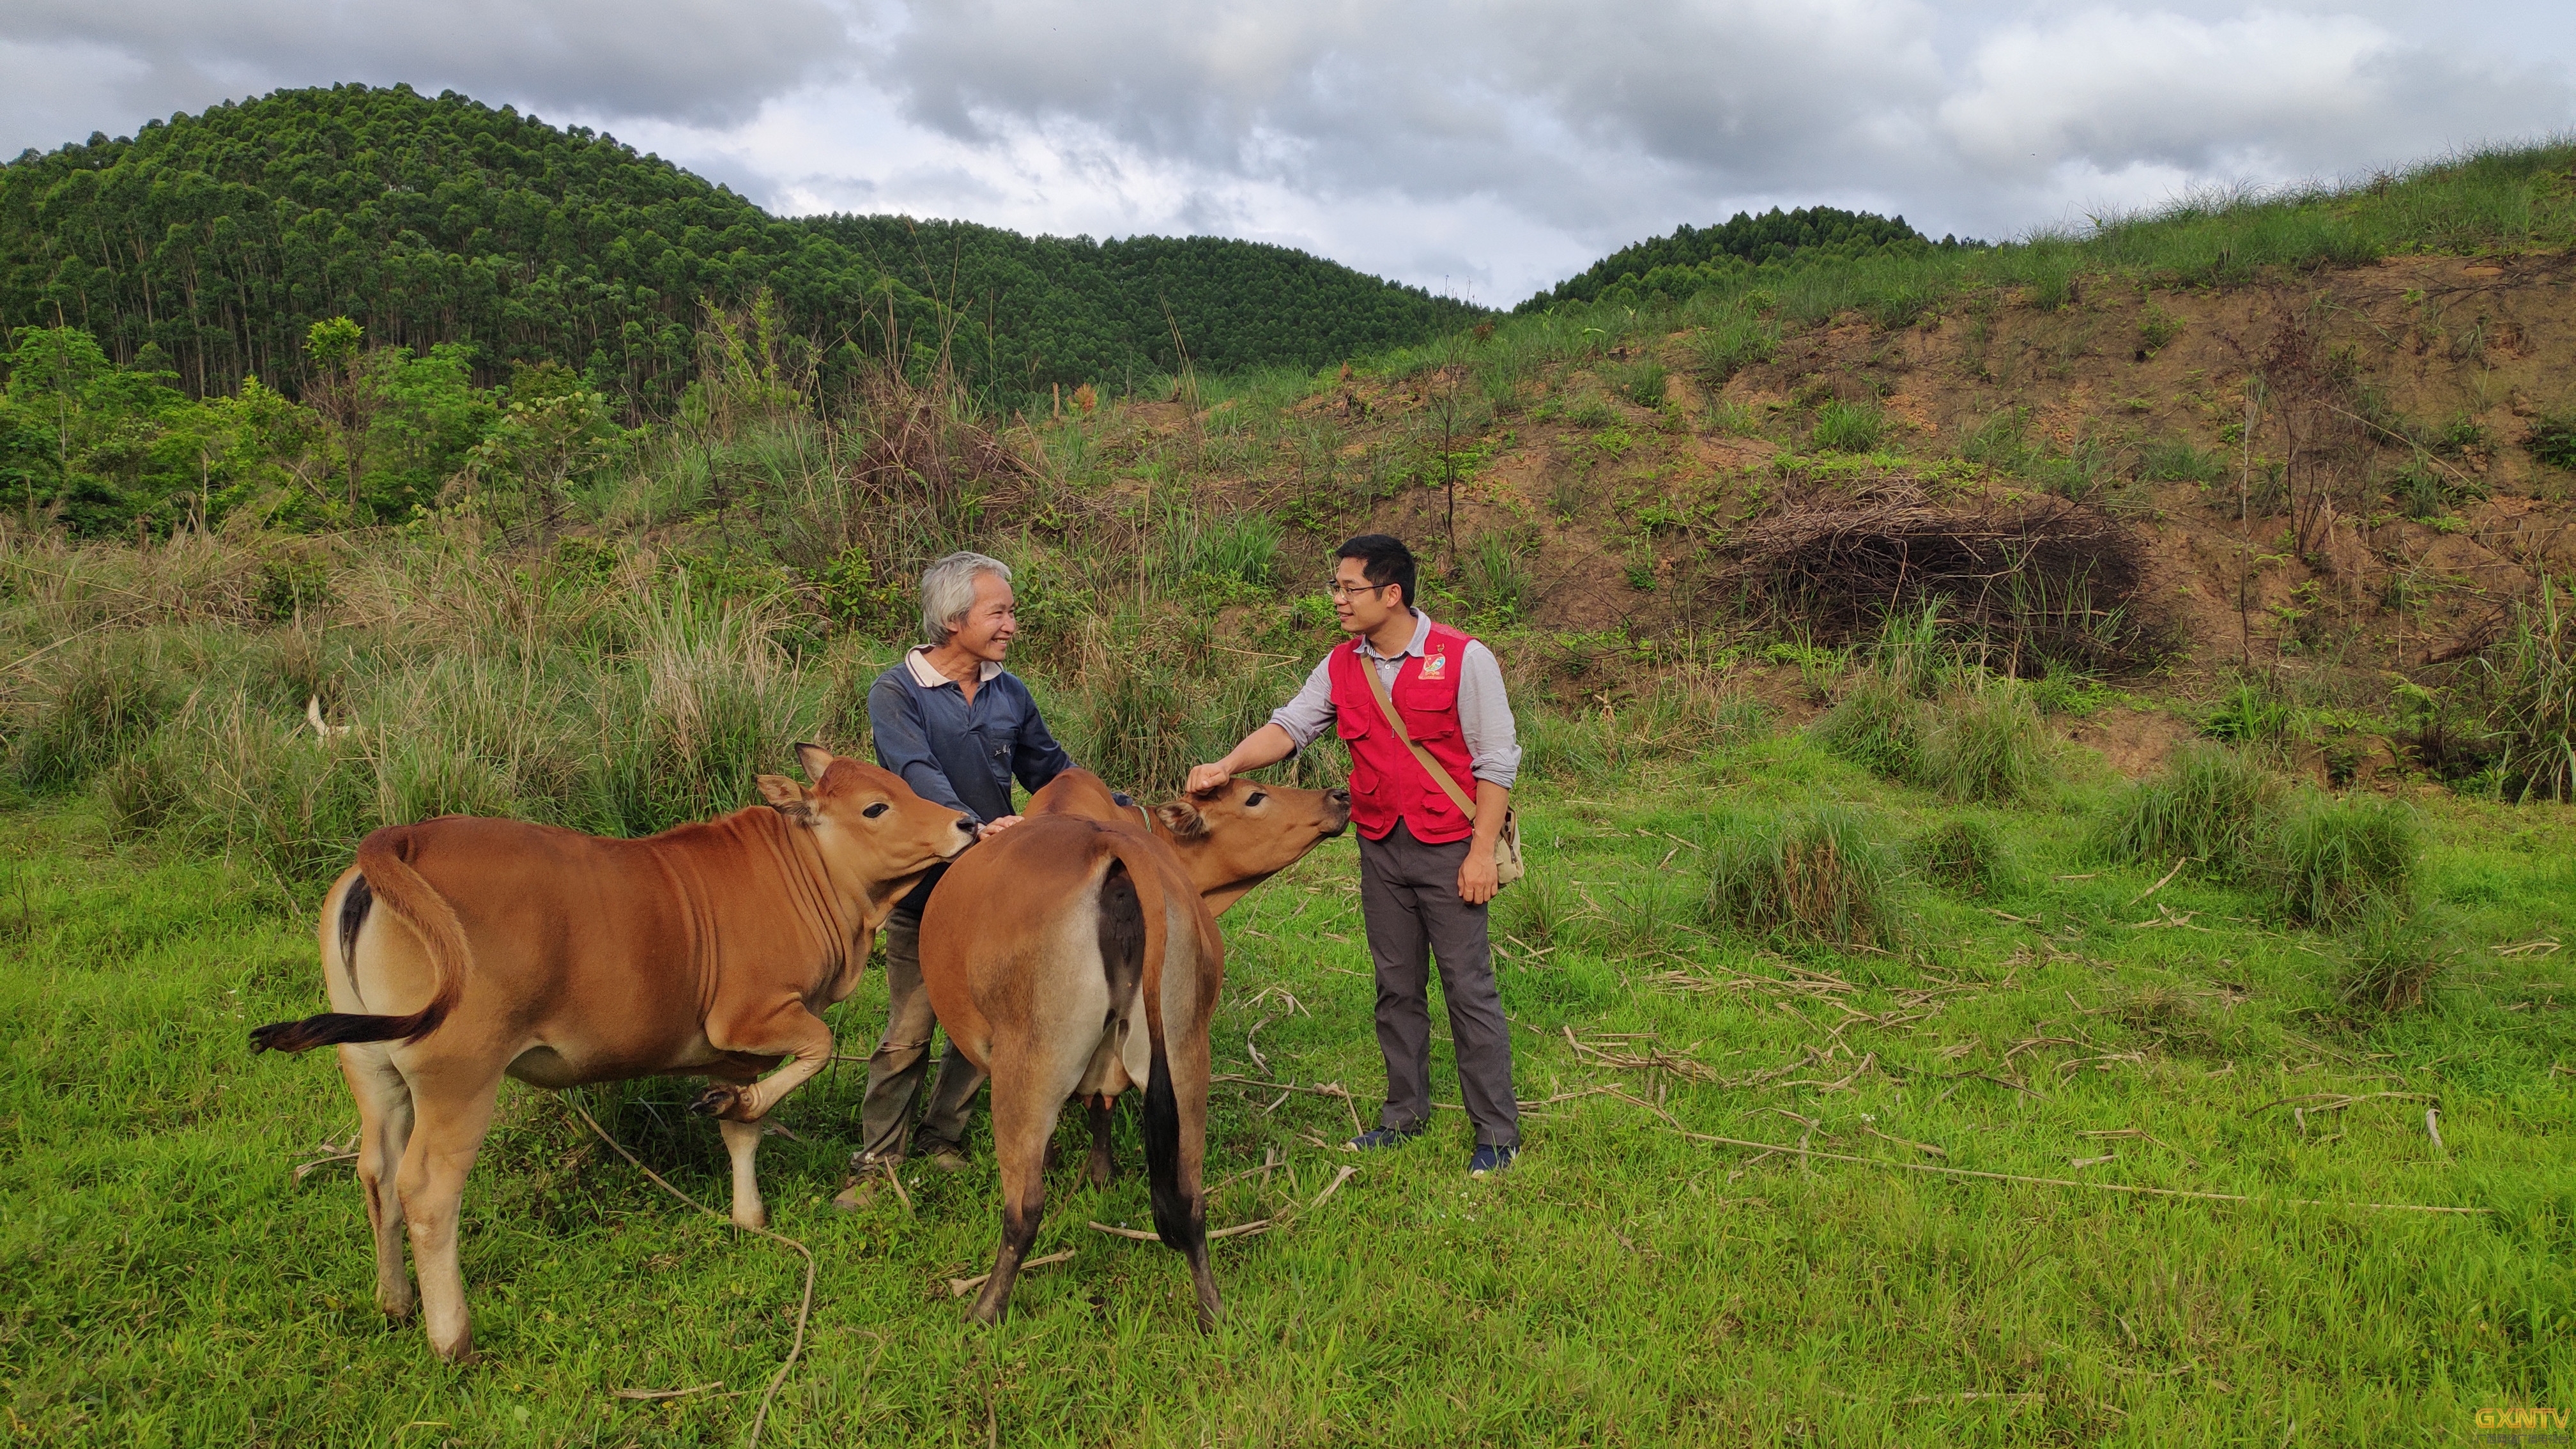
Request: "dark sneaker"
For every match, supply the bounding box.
[1344,1125,1422,1153]
[921,1144,970,1174]
[1467,1144,1519,1177]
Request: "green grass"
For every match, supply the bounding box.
[3,711,2573,1445]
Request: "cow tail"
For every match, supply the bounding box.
[250,826,472,1054]
[1108,835,1200,1254]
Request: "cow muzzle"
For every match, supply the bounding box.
[1323,788,1353,837]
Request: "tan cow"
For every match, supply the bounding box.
[249,747,972,1361]
[920,770,1349,1327]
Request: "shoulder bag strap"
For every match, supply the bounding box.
[1357,647,1478,821]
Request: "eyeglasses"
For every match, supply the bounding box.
[1325,579,1394,601]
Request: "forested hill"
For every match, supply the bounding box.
[1519,206,1975,312]
[0,84,1480,406]
[806,216,1482,385]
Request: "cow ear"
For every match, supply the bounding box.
[1155,799,1210,840]
[793,742,834,784]
[757,774,815,822]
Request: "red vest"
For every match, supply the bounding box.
[1328,620,1479,844]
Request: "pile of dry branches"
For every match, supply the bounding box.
[1731,492,2166,673]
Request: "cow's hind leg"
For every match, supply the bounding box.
[970,1050,1057,1326]
[395,1059,505,1363]
[718,1117,767,1230]
[1086,1096,1117,1190]
[1146,1033,1222,1332]
[339,1043,416,1319]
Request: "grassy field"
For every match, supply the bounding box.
[4,714,2570,1447]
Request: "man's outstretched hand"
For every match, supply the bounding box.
[976,814,1026,840]
[1184,762,1231,796]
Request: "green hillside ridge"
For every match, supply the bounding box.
[0,84,1478,408]
[806,216,1482,385]
[1518,204,1968,312]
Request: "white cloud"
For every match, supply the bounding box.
[4,1,2572,300]
[1938,8,2557,180]
[4,0,858,131]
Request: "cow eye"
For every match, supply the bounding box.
[862,802,890,818]
[1245,791,1268,806]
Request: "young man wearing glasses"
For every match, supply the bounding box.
[1187,534,1522,1176]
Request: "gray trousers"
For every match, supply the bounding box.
[1360,820,1520,1149]
[856,910,986,1163]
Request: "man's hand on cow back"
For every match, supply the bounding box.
[1457,850,1499,907]
[1184,762,1232,797]
[976,814,1027,840]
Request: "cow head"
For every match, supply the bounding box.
[1154,778,1352,914]
[759,744,975,921]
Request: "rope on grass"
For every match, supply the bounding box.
[1598,1089,2492,1216]
[567,1096,817,1449]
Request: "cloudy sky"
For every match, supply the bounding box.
[6,1,2572,303]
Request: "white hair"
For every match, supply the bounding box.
[919,551,1012,645]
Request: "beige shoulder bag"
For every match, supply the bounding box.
[1358,652,1525,888]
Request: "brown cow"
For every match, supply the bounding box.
[249,747,972,1361]
[1029,768,1353,914]
[921,770,1348,1327]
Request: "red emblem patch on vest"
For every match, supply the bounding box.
[1417,652,1447,680]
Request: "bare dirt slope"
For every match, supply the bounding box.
[1087,256,2576,735]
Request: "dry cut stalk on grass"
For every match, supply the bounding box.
[567,1098,815,1449]
[1597,1087,2490,1216]
[947,1249,1077,1298]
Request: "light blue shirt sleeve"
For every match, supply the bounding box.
[1267,654,1340,749]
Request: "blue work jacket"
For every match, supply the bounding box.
[867,652,1077,912]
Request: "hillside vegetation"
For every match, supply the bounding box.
[0,84,1476,406]
[1517,204,1968,311]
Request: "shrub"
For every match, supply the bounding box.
[1705,689,1777,743]
[1687,307,1779,382]
[583,584,806,836]
[2089,742,2281,877]
[2389,463,2483,521]
[2202,681,2303,751]
[2479,576,2575,802]
[1517,708,1613,786]
[1922,680,2049,804]
[2254,790,2419,928]
[2139,438,2226,484]
[1961,410,2037,471]
[2336,903,2453,1016]
[2530,413,2576,470]
[1705,806,1898,949]
[1614,358,1669,410]
[11,644,171,792]
[1811,399,1887,453]
[1162,510,1283,588]
[1498,871,1573,949]
[1464,532,1532,618]
[97,736,185,839]
[2139,305,2185,354]
[2112,983,2219,1052]
[1703,398,1765,436]
[1809,670,1926,780]
[1563,389,1620,429]
[1906,817,2012,896]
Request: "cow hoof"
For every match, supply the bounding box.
[687,1085,742,1119]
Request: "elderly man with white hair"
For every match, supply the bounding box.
[838,550,1090,1203]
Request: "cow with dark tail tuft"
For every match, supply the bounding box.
[250,746,972,1362]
